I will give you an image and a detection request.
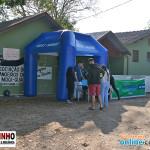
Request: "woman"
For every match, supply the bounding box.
[101,65,110,107]
[66,66,76,103]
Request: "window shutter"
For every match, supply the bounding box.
[132,50,139,62]
[148,38,150,46]
[147,52,150,61]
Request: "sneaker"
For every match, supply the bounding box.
[88,107,94,110]
[74,98,78,101]
[100,107,103,110]
[67,100,73,104]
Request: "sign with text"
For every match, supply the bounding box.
[3,48,20,60]
[0,131,16,147]
[0,65,24,86]
[37,66,52,80]
[0,66,52,86]
[112,78,146,99]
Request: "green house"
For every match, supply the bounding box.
[88,31,131,75]
[115,29,150,75]
[0,12,63,96]
[89,29,150,75]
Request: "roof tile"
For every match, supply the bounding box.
[115,29,150,44]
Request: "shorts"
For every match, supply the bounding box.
[88,84,101,96]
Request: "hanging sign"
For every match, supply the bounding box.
[0,65,24,86]
[0,66,52,86]
[3,48,20,60]
[37,66,52,80]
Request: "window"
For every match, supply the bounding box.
[132,50,139,62]
[148,38,150,46]
[147,52,150,61]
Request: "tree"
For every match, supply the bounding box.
[146,20,150,29]
[0,0,99,30]
[0,2,10,21]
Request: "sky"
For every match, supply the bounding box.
[75,0,150,33]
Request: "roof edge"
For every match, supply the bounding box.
[0,12,63,35]
[115,29,150,44]
[98,31,131,55]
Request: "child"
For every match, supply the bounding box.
[66,66,76,103]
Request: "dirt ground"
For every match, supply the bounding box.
[0,94,150,150]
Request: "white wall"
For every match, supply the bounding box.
[145,76,150,92]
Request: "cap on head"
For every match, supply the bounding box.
[88,58,94,64]
[101,65,107,71]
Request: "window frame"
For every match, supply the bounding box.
[147,52,150,62]
[132,50,139,62]
[148,38,150,46]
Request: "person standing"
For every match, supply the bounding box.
[81,66,88,100]
[101,65,110,107]
[74,60,84,100]
[87,58,104,110]
[66,66,76,103]
[110,73,120,100]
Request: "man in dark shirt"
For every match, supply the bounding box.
[87,58,104,110]
[74,60,84,99]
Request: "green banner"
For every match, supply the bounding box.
[112,78,145,99]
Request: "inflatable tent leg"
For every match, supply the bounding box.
[24,52,37,96]
[56,31,76,101]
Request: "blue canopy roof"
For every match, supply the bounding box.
[24,30,108,100]
[26,31,107,56]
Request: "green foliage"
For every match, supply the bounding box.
[147,20,150,29]
[5,0,25,6]
[0,0,98,30]
[0,0,4,4]
[145,20,150,29]
[0,0,25,6]
[56,15,77,30]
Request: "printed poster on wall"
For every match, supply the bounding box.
[3,48,20,60]
[0,66,52,86]
[37,66,52,80]
[0,65,24,86]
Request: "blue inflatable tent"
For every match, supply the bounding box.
[24,30,108,100]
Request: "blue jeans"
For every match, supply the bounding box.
[101,82,109,107]
[74,81,82,99]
